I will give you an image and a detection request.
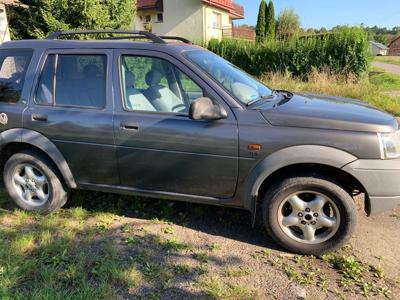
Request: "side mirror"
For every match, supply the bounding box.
[189,97,228,121]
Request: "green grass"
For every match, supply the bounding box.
[374,56,400,66]
[0,191,258,299]
[370,71,400,91]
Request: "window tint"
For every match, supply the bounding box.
[0,49,32,103]
[121,55,204,114]
[35,54,106,108]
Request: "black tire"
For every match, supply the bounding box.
[3,149,69,214]
[262,173,357,255]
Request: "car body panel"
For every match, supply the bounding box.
[22,48,119,185]
[259,93,397,133]
[112,49,239,198]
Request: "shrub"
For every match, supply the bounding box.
[207,27,369,78]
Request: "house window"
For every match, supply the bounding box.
[157,13,163,23]
[144,15,151,23]
[212,12,221,29]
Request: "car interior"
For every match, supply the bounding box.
[121,56,204,114]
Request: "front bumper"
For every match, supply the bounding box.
[342,158,400,215]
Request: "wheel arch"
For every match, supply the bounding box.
[0,128,77,189]
[244,145,368,213]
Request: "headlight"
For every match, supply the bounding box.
[378,131,400,159]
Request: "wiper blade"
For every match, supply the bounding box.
[246,94,275,106]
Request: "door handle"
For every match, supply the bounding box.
[31,114,48,122]
[120,121,139,131]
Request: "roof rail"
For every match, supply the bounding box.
[160,36,193,44]
[46,30,167,44]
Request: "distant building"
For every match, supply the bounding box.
[370,41,389,56]
[135,0,246,42]
[388,36,400,56]
[0,2,11,44]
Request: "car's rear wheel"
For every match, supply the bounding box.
[3,149,69,214]
[262,173,357,255]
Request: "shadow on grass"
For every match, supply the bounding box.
[66,190,280,251]
[0,189,282,298]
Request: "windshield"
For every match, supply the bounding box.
[185,50,273,105]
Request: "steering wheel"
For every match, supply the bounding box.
[172,104,186,113]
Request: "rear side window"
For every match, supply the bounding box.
[0,49,33,103]
[35,54,107,109]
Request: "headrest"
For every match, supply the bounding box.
[83,64,99,78]
[145,70,163,87]
[125,70,136,88]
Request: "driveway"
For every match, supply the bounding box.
[372,61,400,75]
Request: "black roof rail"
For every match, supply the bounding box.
[160,36,193,44]
[46,30,167,44]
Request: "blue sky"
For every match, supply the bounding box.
[234,0,400,29]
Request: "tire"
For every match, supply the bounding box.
[262,173,357,255]
[3,149,69,214]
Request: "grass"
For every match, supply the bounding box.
[370,72,400,91]
[261,69,400,116]
[0,190,258,299]
[374,56,400,66]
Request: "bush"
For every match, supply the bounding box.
[207,27,370,78]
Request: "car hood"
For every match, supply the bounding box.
[259,93,398,133]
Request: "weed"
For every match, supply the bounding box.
[333,256,364,281]
[172,264,193,275]
[207,243,221,251]
[197,277,255,299]
[163,226,174,235]
[161,238,192,252]
[370,265,385,279]
[223,266,250,278]
[192,252,208,263]
[123,237,139,246]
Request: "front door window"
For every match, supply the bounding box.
[120,55,204,114]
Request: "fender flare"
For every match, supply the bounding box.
[0,128,77,189]
[243,145,358,211]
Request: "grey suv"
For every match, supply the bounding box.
[0,30,399,255]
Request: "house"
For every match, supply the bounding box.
[370,41,389,56]
[135,0,245,42]
[388,36,400,56]
[0,1,11,44]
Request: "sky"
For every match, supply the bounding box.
[234,0,400,29]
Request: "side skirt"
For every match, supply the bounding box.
[77,182,245,208]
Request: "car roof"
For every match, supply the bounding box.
[0,39,205,56]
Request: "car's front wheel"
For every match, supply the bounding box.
[262,173,357,255]
[3,149,69,214]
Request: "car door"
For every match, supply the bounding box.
[0,48,33,133]
[113,49,239,198]
[23,49,118,185]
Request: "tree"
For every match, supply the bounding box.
[265,0,275,40]
[276,8,301,40]
[255,0,267,43]
[7,0,136,40]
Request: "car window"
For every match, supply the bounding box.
[36,55,55,105]
[35,54,107,109]
[185,50,273,105]
[120,55,204,114]
[0,49,33,103]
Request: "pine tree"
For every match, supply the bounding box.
[255,0,267,43]
[7,0,136,40]
[266,0,276,40]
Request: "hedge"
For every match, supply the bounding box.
[207,27,370,78]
